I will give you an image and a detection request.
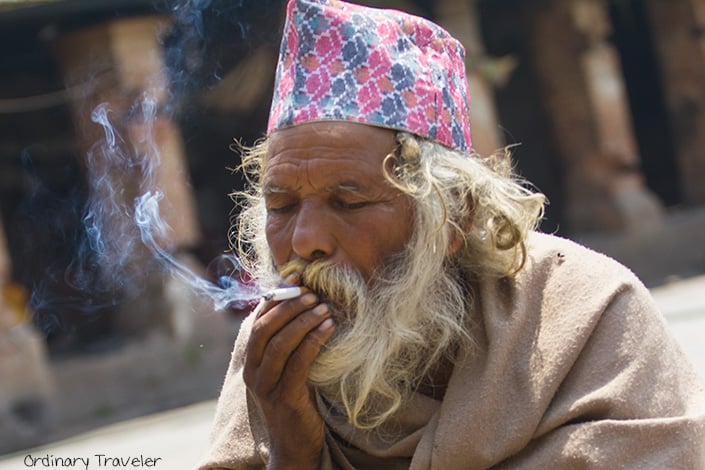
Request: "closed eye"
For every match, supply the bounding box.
[334,199,369,210]
[333,183,372,210]
[265,195,298,214]
[267,203,297,214]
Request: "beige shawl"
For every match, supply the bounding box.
[198,233,705,468]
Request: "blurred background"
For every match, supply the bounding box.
[0,0,703,466]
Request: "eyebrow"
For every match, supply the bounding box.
[335,182,364,193]
[263,182,369,195]
[263,184,289,195]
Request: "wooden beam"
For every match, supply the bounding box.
[645,0,705,204]
[529,0,663,232]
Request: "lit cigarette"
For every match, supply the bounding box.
[262,286,303,301]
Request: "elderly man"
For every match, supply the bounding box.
[199,0,705,468]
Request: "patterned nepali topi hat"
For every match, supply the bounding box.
[267,0,472,155]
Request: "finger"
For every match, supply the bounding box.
[282,272,300,286]
[249,292,318,358]
[244,295,321,379]
[279,317,336,390]
[246,296,315,381]
[253,304,331,391]
[255,285,310,320]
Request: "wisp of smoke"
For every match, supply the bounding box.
[134,190,260,311]
[88,94,265,311]
[25,0,274,336]
[90,91,265,311]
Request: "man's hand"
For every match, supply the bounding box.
[243,292,335,469]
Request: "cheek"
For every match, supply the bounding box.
[265,217,291,266]
[382,199,415,249]
[350,206,414,270]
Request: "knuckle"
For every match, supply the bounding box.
[305,327,329,347]
[288,334,325,371]
[286,351,310,375]
[243,372,268,399]
[242,366,254,387]
[242,353,266,393]
[250,319,267,338]
[294,311,316,330]
[266,335,287,359]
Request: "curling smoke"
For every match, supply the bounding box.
[134,190,260,311]
[88,95,262,312]
[25,0,280,334]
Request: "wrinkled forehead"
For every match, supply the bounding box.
[260,122,405,199]
[265,121,398,164]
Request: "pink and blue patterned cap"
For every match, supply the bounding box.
[267,0,473,155]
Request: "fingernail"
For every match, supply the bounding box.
[319,318,335,331]
[301,293,317,306]
[312,303,328,316]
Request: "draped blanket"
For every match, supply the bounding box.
[199,233,705,469]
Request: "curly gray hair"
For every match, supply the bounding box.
[231,131,545,284]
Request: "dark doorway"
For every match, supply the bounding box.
[478,0,565,235]
[608,0,681,206]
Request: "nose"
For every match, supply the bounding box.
[290,200,336,262]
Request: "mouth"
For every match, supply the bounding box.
[278,260,358,314]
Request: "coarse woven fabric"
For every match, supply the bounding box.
[197,232,705,469]
[267,0,473,155]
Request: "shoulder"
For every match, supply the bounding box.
[524,231,638,282]
[475,231,660,351]
[507,233,680,381]
[473,232,658,364]
[518,231,650,308]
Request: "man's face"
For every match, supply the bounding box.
[263,121,414,282]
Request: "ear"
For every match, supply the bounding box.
[447,199,475,256]
[447,225,467,256]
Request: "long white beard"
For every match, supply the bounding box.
[277,243,472,430]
